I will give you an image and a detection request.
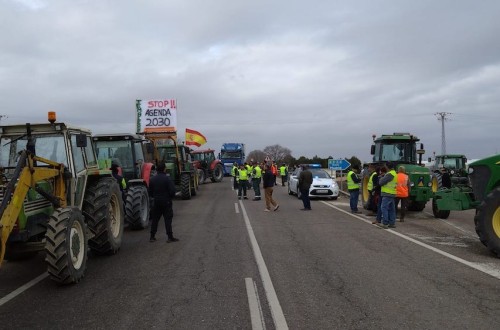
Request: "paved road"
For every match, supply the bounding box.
[1,179,500,329]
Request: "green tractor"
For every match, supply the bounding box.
[362,133,434,211]
[94,134,156,229]
[0,114,124,284]
[433,154,500,256]
[155,141,199,200]
[429,154,469,219]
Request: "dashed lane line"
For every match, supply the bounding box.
[0,273,48,307]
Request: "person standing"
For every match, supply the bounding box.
[346,165,362,214]
[231,162,239,190]
[111,163,127,204]
[263,164,279,212]
[377,162,398,229]
[237,164,249,200]
[271,162,278,186]
[298,165,313,210]
[367,165,380,216]
[252,162,262,201]
[279,163,288,186]
[395,166,410,222]
[149,162,178,243]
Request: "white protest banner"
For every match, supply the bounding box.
[136,99,177,133]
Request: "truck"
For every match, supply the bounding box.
[219,143,246,175]
[362,133,434,211]
[433,154,500,256]
[0,113,124,284]
[93,134,155,229]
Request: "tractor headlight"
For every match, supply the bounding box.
[468,167,474,174]
[428,182,432,187]
[410,182,415,187]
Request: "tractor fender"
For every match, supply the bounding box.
[209,160,222,171]
[141,162,154,186]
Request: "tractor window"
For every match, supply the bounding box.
[0,134,67,167]
[71,135,85,173]
[84,136,97,167]
[133,142,143,163]
[376,142,416,163]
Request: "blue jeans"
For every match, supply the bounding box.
[349,189,360,211]
[381,196,396,225]
[300,188,311,209]
[376,195,383,222]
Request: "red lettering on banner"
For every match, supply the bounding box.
[147,100,176,108]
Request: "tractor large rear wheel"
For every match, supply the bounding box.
[211,163,224,182]
[45,207,88,284]
[83,178,124,255]
[474,187,500,256]
[126,185,150,230]
[181,173,192,200]
[361,175,370,209]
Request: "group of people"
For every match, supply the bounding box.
[347,162,410,229]
[232,162,316,212]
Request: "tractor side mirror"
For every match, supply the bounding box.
[370,145,375,155]
[76,134,87,148]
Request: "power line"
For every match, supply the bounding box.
[435,112,452,155]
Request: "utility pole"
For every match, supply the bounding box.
[435,112,452,155]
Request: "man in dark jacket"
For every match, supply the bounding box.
[298,165,313,210]
[149,162,178,243]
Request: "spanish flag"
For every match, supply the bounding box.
[185,128,207,147]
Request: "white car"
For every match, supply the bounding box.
[288,165,339,200]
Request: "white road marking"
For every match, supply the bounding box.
[235,203,240,214]
[245,277,266,330]
[321,201,500,280]
[239,200,289,330]
[0,273,48,307]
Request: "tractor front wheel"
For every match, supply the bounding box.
[474,187,500,256]
[211,163,224,182]
[45,207,88,284]
[198,169,206,184]
[83,178,124,255]
[181,173,192,200]
[126,185,150,230]
[432,198,451,219]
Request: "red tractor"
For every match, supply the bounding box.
[191,149,224,184]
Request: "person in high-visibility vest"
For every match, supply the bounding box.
[237,164,249,200]
[271,162,278,186]
[377,162,398,229]
[111,163,127,204]
[395,166,410,222]
[279,164,288,186]
[251,162,262,200]
[367,165,380,217]
[346,165,362,214]
[231,162,239,190]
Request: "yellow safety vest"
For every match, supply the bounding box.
[231,165,237,177]
[253,166,262,179]
[347,171,359,190]
[239,169,248,181]
[280,166,287,176]
[367,172,376,191]
[381,170,397,195]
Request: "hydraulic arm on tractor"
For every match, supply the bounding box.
[0,150,67,265]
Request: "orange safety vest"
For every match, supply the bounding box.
[396,173,409,197]
[271,164,278,176]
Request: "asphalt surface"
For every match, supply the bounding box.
[1,179,500,329]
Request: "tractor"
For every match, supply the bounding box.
[190,149,224,184]
[428,154,469,219]
[146,133,198,200]
[0,113,124,284]
[93,134,155,229]
[362,133,434,211]
[432,154,500,256]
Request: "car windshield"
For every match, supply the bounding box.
[311,169,330,179]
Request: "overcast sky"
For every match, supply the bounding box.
[1,0,499,162]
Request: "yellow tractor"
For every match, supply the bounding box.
[0,113,124,284]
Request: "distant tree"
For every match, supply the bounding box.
[263,144,292,164]
[346,156,361,170]
[246,150,267,163]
